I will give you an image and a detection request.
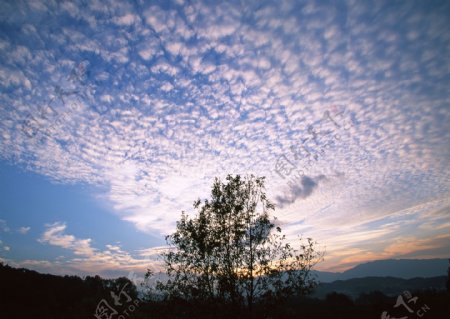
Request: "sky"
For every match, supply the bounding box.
[0,0,449,278]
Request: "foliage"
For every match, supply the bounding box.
[153,174,322,314]
[0,263,139,319]
[447,258,450,292]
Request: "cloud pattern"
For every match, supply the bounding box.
[0,0,450,273]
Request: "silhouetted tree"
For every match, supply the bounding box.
[447,259,450,292]
[152,175,322,316]
[325,292,354,307]
[0,263,141,319]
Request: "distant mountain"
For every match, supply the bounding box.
[312,276,447,299]
[314,258,449,283]
[313,270,342,283]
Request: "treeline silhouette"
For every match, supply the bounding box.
[0,262,138,319]
[1,262,449,319]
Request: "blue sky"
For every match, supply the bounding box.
[0,0,449,277]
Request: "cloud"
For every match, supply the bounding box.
[276,175,326,208]
[0,219,10,232]
[0,0,449,273]
[325,233,450,272]
[39,222,95,257]
[18,226,30,234]
[113,13,139,26]
[0,239,10,252]
[310,198,450,271]
[37,222,163,276]
[137,246,174,260]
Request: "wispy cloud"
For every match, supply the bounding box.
[39,222,95,257]
[18,226,30,234]
[0,239,10,252]
[36,222,162,276]
[0,219,10,233]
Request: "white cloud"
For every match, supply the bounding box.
[0,239,11,252]
[137,246,173,259]
[39,222,95,257]
[160,82,174,92]
[114,13,139,26]
[0,219,10,232]
[37,222,163,276]
[18,226,30,234]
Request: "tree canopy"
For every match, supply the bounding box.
[153,174,323,315]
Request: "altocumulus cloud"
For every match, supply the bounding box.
[18,226,30,234]
[0,0,449,271]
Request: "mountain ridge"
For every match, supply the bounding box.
[313,258,449,283]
